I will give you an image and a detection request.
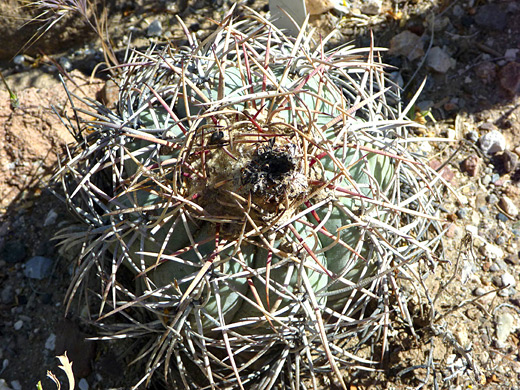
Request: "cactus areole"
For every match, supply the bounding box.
[57,7,443,390]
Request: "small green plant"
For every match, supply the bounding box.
[51,5,445,390]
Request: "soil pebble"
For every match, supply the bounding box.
[45,333,56,351]
[489,259,508,272]
[495,312,515,346]
[494,150,518,173]
[43,210,58,227]
[487,193,499,205]
[147,19,163,37]
[426,46,455,73]
[482,243,505,260]
[500,195,519,217]
[78,378,89,390]
[8,382,19,390]
[460,155,480,176]
[502,272,516,288]
[361,0,382,15]
[389,31,424,61]
[23,256,54,280]
[479,130,506,155]
[499,62,520,95]
[0,286,14,305]
[0,379,11,390]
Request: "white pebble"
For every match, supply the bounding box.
[500,195,519,217]
[482,243,504,260]
[13,55,25,65]
[479,130,506,155]
[495,312,515,344]
[44,209,58,227]
[13,320,23,331]
[45,333,56,351]
[502,272,516,288]
[426,46,456,73]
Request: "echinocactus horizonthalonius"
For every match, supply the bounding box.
[55,7,444,390]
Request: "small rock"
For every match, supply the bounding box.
[473,287,496,304]
[304,0,335,15]
[45,333,56,351]
[426,46,455,73]
[59,57,73,72]
[0,380,11,390]
[460,154,480,176]
[482,243,504,260]
[9,382,20,390]
[44,209,58,227]
[444,223,458,238]
[146,19,163,37]
[474,62,497,84]
[388,71,404,88]
[12,55,25,66]
[13,320,23,331]
[456,208,469,219]
[389,31,424,61]
[505,49,519,62]
[497,213,509,222]
[78,378,89,390]
[452,5,464,18]
[23,256,54,280]
[475,4,508,31]
[495,236,506,246]
[480,122,496,131]
[499,287,515,297]
[499,62,520,95]
[429,159,455,183]
[489,258,508,272]
[495,312,515,345]
[1,286,14,305]
[473,287,487,297]
[500,195,519,217]
[360,0,382,15]
[487,193,499,205]
[479,130,506,155]
[455,326,469,347]
[427,15,450,32]
[502,272,516,288]
[505,254,520,265]
[466,130,479,143]
[494,150,518,173]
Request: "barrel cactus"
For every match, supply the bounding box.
[55,7,444,389]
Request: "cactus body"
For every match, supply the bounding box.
[56,8,443,389]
